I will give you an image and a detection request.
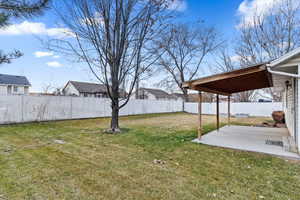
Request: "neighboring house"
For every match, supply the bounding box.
[133,88,174,101]
[0,74,31,95]
[63,81,127,98]
[171,93,185,101]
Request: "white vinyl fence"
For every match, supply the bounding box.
[0,95,183,124]
[0,95,283,124]
[184,102,283,117]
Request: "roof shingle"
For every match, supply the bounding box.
[139,88,171,99]
[67,81,127,97]
[0,74,31,86]
[69,81,107,93]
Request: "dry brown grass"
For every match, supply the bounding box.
[122,112,270,130]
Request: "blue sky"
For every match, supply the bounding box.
[0,0,272,92]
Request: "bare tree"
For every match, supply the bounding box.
[48,0,169,133]
[153,23,222,101]
[214,46,256,102]
[213,47,237,73]
[235,0,300,101]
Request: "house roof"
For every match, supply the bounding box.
[66,81,127,97]
[0,74,31,86]
[139,88,171,99]
[69,81,107,93]
[182,63,273,95]
[268,46,300,67]
[171,93,185,98]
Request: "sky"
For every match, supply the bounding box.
[0,0,287,92]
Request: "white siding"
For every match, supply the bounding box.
[0,85,7,95]
[283,78,295,138]
[147,93,157,100]
[12,86,25,95]
[131,91,157,100]
[0,85,29,95]
[63,82,80,96]
[297,79,300,152]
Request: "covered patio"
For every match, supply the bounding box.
[193,126,299,159]
[183,63,300,158]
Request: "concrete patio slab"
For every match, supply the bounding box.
[193,125,300,159]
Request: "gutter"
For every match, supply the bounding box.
[266,65,300,78]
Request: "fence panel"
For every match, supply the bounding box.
[184,102,283,117]
[0,94,283,124]
[0,95,183,124]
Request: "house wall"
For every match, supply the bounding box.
[297,79,300,153]
[12,86,25,95]
[145,92,156,100]
[63,82,80,96]
[0,85,7,95]
[271,58,300,152]
[0,85,29,95]
[132,91,156,100]
[283,77,295,139]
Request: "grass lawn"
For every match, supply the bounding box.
[0,112,299,200]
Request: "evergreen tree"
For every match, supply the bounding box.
[0,0,50,64]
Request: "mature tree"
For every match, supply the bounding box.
[48,0,169,133]
[213,47,257,102]
[0,0,50,64]
[153,23,222,101]
[235,0,300,101]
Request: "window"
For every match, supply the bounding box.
[13,86,18,93]
[24,86,29,94]
[7,85,12,94]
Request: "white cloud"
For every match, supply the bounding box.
[46,61,63,68]
[230,55,241,63]
[34,51,54,58]
[237,0,298,27]
[0,21,73,37]
[53,55,60,59]
[167,0,187,12]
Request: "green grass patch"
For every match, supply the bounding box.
[0,113,299,200]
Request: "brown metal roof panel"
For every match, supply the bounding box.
[183,64,272,95]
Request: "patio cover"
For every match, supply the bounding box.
[182,63,274,139]
[182,63,273,96]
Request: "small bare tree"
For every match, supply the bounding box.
[48,0,169,133]
[153,23,222,101]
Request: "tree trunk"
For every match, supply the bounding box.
[182,88,189,102]
[111,101,120,132]
[135,78,139,99]
[110,80,121,133]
